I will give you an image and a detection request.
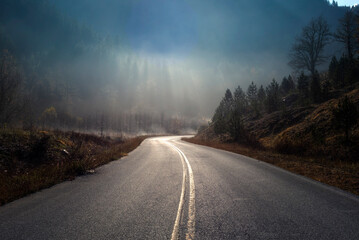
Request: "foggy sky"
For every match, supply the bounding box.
[337,0,358,6]
[49,0,347,119]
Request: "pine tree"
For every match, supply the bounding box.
[257,85,266,102]
[233,85,247,113]
[247,82,257,100]
[328,56,339,87]
[322,80,330,101]
[280,77,292,94]
[265,79,280,113]
[257,85,266,112]
[297,72,309,97]
[228,107,243,141]
[310,71,322,103]
[338,55,358,86]
[287,75,295,90]
[247,82,259,115]
[212,89,233,134]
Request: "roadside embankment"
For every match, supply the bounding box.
[0,129,148,205]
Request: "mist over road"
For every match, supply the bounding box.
[0,136,358,239]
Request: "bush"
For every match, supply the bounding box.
[29,134,50,163]
[332,96,358,142]
[273,136,308,155]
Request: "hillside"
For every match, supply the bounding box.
[196,84,359,160]
[187,84,359,195]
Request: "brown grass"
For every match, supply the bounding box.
[183,137,359,196]
[0,129,149,205]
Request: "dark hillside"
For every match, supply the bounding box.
[188,85,359,195]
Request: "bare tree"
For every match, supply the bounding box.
[289,16,331,76]
[0,50,21,124]
[334,10,357,59]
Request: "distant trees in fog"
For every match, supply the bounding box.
[0,48,197,134]
[212,89,233,135]
[0,0,201,134]
[247,82,259,116]
[0,50,22,124]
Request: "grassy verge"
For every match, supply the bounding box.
[0,129,149,206]
[183,137,359,196]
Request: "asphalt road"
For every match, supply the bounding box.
[0,136,358,240]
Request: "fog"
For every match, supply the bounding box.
[50,0,345,115]
[0,0,349,133]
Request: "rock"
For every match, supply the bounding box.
[62,149,70,156]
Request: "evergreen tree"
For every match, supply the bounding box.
[265,79,280,113]
[328,56,339,87]
[287,75,295,90]
[233,85,248,114]
[257,85,266,102]
[212,89,233,134]
[247,82,259,115]
[247,82,258,100]
[337,55,357,86]
[280,77,293,94]
[297,72,309,98]
[257,85,266,112]
[224,89,233,106]
[322,80,330,101]
[228,107,243,141]
[310,72,322,103]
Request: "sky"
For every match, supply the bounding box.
[48,0,348,119]
[337,0,358,6]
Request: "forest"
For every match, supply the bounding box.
[0,0,199,135]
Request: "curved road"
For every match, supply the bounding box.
[0,136,358,239]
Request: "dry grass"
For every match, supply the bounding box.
[183,137,359,196]
[269,89,359,161]
[0,129,149,205]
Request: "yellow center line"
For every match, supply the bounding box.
[167,141,196,240]
[169,143,187,240]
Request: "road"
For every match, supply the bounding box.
[0,136,358,239]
